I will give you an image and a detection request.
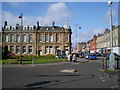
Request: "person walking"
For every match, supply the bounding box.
[72,54,77,62]
[70,54,72,62]
[67,54,71,62]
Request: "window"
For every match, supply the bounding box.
[45,46,49,54]
[45,46,53,54]
[56,34,59,42]
[56,46,60,50]
[16,46,20,54]
[45,34,48,42]
[10,46,14,54]
[22,46,26,54]
[38,50,42,55]
[29,26,33,30]
[28,46,32,54]
[16,34,20,42]
[11,26,16,30]
[66,34,69,41]
[5,35,8,42]
[49,46,53,54]
[6,26,10,30]
[46,28,48,30]
[29,34,33,42]
[30,27,32,30]
[23,35,27,42]
[39,34,42,42]
[24,27,26,30]
[11,35,14,42]
[49,34,53,42]
[23,26,28,30]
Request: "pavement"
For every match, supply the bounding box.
[2,57,120,89]
[2,58,89,67]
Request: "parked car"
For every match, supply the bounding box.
[105,53,120,60]
[84,53,90,59]
[71,53,79,57]
[79,53,84,58]
[101,53,107,57]
[93,52,101,56]
[88,53,97,60]
[8,53,15,56]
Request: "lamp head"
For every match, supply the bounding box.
[108,1,112,6]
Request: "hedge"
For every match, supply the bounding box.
[10,55,56,60]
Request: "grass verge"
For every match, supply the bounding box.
[99,69,120,72]
[0,58,67,64]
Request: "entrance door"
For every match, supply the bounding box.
[38,50,42,55]
[65,49,68,55]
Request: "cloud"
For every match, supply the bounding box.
[2,11,40,26]
[2,11,19,26]
[2,2,72,27]
[7,2,25,9]
[37,2,72,25]
[78,28,105,41]
[72,28,105,48]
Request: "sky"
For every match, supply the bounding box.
[1,1,119,48]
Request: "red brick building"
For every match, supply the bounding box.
[89,35,97,53]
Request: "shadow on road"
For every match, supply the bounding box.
[25,81,51,88]
[34,74,80,77]
[25,75,95,89]
[25,80,60,89]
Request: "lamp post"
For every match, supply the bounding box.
[108,1,115,70]
[18,13,23,64]
[75,24,81,52]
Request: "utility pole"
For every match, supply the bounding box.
[108,1,115,70]
[18,13,23,64]
[75,24,81,52]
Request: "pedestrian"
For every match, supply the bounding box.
[67,54,71,62]
[72,54,77,62]
[70,54,72,62]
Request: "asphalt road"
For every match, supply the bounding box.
[2,58,119,89]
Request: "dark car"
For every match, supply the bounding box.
[94,52,101,56]
[79,53,84,58]
[71,53,79,57]
[106,53,120,60]
[101,53,107,57]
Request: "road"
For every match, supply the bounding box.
[2,57,119,89]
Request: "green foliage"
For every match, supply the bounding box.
[11,55,20,59]
[2,45,9,59]
[36,55,56,59]
[1,58,67,64]
[22,55,32,60]
[10,55,56,60]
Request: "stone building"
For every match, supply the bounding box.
[85,41,90,53]
[96,29,110,53]
[96,25,120,55]
[77,42,86,52]
[0,19,72,56]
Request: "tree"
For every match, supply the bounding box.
[2,45,8,59]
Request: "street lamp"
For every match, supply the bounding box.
[18,13,23,64]
[75,24,81,51]
[108,1,115,70]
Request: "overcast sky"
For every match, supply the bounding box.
[1,1,119,48]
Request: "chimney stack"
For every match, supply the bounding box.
[4,21,7,26]
[52,21,55,28]
[37,21,39,30]
[3,21,7,30]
